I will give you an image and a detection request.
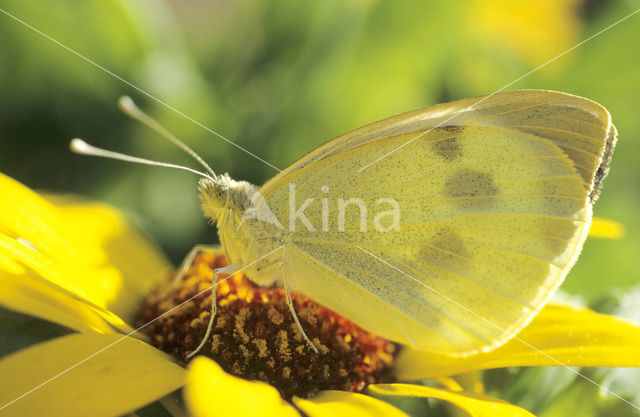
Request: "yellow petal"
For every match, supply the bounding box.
[0,230,123,307]
[0,174,170,317]
[47,196,171,320]
[184,356,299,417]
[0,272,115,333]
[396,304,640,380]
[0,174,121,307]
[0,333,184,417]
[433,377,463,392]
[588,217,626,239]
[369,384,535,417]
[467,0,582,65]
[0,174,95,265]
[0,233,133,332]
[293,390,410,417]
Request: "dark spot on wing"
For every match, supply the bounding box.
[432,126,464,160]
[445,169,498,199]
[418,232,471,272]
[441,125,465,134]
[433,138,462,161]
[433,233,470,259]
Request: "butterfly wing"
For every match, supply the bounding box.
[258,90,616,355]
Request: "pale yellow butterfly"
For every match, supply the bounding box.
[72,89,616,358]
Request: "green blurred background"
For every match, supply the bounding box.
[1,0,639,415]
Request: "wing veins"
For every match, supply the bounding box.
[291,243,490,343]
[468,99,605,130]
[384,248,537,311]
[399,240,556,290]
[284,246,421,347]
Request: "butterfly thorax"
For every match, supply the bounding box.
[199,174,285,286]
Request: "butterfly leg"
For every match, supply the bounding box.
[163,244,219,298]
[186,262,240,360]
[282,267,319,354]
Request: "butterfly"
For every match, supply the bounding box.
[73,89,617,358]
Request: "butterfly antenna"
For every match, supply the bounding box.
[70,138,211,178]
[118,96,218,181]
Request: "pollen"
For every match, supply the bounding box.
[136,251,397,400]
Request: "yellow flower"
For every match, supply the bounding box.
[0,172,638,417]
[467,0,583,65]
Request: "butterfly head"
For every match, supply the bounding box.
[198,173,256,224]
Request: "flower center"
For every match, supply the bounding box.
[137,251,397,399]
